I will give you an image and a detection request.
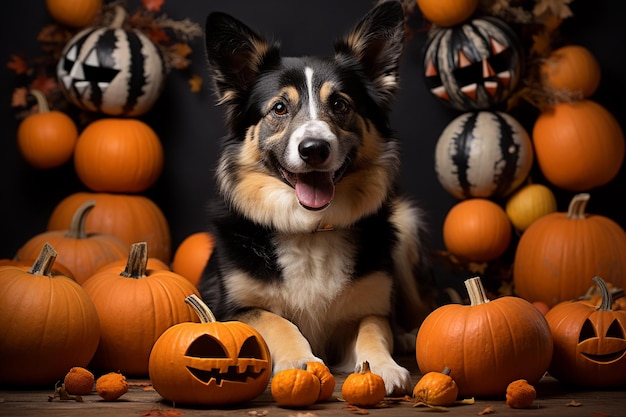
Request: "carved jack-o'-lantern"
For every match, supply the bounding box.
[148,295,272,405]
[423,16,523,111]
[545,277,626,388]
[56,6,165,116]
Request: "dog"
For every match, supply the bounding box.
[199,0,435,395]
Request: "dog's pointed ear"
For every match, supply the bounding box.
[205,12,280,109]
[334,1,405,109]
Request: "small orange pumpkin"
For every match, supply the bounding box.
[416,276,553,397]
[443,198,512,262]
[545,276,626,387]
[412,367,458,406]
[505,183,557,232]
[15,200,129,284]
[73,118,164,193]
[416,0,479,27]
[271,368,321,408]
[171,232,215,286]
[540,45,601,98]
[149,294,272,405]
[0,243,100,386]
[341,361,386,408]
[306,361,336,402]
[17,89,78,169]
[46,0,102,27]
[514,193,626,307]
[532,99,624,191]
[48,192,172,263]
[83,242,199,376]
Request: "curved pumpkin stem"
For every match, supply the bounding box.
[566,193,590,220]
[29,89,50,113]
[465,276,490,306]
[592,276,614,312]
[120,241,149,279]
[110,5,127,29]
[185,294,217,323]
[65,200,96,239]
[28,242,57,277]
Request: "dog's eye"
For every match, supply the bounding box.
[272,102,288,116]
[332,98,350,114]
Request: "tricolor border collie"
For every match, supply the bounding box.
[200,0,434,395]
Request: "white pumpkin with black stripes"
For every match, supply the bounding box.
[422,16,523,111]
[435,111,533,200]
[56,6,166,116]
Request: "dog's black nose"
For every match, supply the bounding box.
[299,139,331,167]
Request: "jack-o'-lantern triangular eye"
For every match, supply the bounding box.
[238,336,263,358]
[579,318,597,342]
[185,334,228,358]
[606,319,625,339]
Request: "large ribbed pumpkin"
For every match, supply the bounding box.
[47,192,171,263]
[435,111,533,199]
[0,243,100,386]
[423,16,523,111]
[83,242,199,376]
[532,99,624,191]
[74,118,164,193]
[514,193,626,307]
[415,277,553,398]
[56,5,165,116]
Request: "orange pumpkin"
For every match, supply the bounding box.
[341,361,386,407]
[540,45,601,98]
[0,243,100,386]
[15,200,129,284]
[17,89,78,169]
[149,294,272,405]
[74,118,164,193]
[415,276,553,397]
[443,198,512,262]
[82,242,199,376]
[545,276,626,387]
[532,99,624,191]
[505,183,557,232]
[171,232,215,286]
[46,0,102,27]
[412,367,458,406]
[514,193,626,307]
[48,192,171,263]
[416,0,478,27]
[306,361,336,402]
[271,368,321,408]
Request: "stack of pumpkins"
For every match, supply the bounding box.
[415,0,626,393]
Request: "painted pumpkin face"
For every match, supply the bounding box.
[148,319,272,405]
[423,17,522,111]
[57,26,165,116]
[545,278,626,388]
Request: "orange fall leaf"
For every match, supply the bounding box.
[142,0,164,12]
[7,55,28,75]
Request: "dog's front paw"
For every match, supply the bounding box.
[361,361,413,396]
[273,356,324,373]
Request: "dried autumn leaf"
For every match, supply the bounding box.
[148,26,170,45]
[188,74,203,93]
[7,55,28,75]
[533,0,573,20]
[29,73,58,97]
[477,405,495,415]
[142,0,164,12]
[140,410,183,417]
[11,87,29,108]
[566,400,583,407]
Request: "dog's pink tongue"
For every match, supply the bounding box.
[295,171,335,209]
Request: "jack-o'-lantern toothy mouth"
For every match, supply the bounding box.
[186,365,266,385]
[581,349,626,364]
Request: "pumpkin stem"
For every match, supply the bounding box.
[360,361,372,374]
[441,367,451,376]
[65,200,96,239]
[465,276,490,306]
[184,294,217,323]
[110,5,127,29]
[120,242,149,279]
[592,276,614,311]
[28,242,57,277]
[566,193,590,220]
[29,89,50,113]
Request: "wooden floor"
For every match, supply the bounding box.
[1,356,625,417]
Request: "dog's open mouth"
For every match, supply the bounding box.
[279,159,350,211]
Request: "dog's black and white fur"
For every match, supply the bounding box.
[199,1,435,395]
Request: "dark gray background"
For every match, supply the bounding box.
[1,1,624,292]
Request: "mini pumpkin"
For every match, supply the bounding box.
[306,361,336,402]
[46,0,102,27]
[545,276,626,388]
[416,0,479,27]
[271,368,321,408]
[341,361,386,408]
[435,111,533,199]
[416,276,553,397]
[413,367,458,406]
[149,294,272,405]
[540,45,601,98]
[505,183,557,231]
[17,89,78,169]
[15,200,129,284]
[56,5,165,116]
[423,16,523,111]
[83,242,199,376]
[0,243,100,386]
